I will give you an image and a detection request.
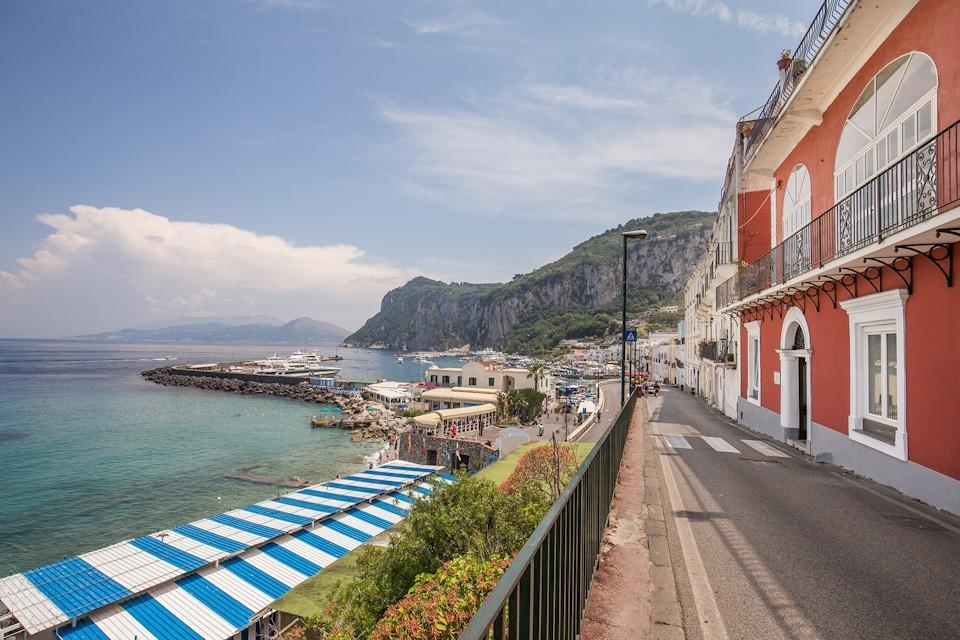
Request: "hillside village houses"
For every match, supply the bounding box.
[679,0,960,515]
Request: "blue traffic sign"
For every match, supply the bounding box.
[624,329,638,342]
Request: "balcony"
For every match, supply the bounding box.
[742,0,853,164]
[699,339,736,366]
[720,119,960,307]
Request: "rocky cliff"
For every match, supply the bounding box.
[346,210,714,353]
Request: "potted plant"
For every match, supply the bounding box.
[777,49,793,71]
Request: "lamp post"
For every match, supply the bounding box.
[621,229,648,406]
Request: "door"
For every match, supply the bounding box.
[797,357,808,441]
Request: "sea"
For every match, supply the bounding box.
[0,340,462,575]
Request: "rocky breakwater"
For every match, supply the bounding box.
[141,367,408,444]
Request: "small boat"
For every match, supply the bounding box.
[397,356,403,364]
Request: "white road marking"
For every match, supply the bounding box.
[701,436,740,453]
[663,434,692,449]
[658,451,730,640]
[741,440,790,458]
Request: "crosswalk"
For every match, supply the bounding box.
[655,434,790,458]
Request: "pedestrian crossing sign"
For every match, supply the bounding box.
[624,329,638,342]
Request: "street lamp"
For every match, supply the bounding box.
[621,229,648,406]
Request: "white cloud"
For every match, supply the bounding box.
[648,0,731,21]
[648,0,807,38]
[379,68,735,219]
[736,10,807,38]
[0,206,413,337]
[404,10,502,36]
[254,0,328,10]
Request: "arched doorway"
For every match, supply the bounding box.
[779,308,812,446]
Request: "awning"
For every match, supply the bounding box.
[0,462,452,639]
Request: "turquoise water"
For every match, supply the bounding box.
[0,340,462,574]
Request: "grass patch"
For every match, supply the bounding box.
[273,552,361,618]
[475,441,594,485]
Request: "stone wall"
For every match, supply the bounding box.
[398,433,497,474]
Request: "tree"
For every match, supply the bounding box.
[500,441,582,501]
[526,362,546,392]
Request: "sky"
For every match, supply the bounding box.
[0,0,821,337]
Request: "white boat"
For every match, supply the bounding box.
[397,356,403,364]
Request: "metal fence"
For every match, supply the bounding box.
[742,0,852,162]
[719,119,960,306]
[459,390,639,639]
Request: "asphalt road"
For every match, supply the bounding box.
[651,387,960,640]
[575,379,622,443]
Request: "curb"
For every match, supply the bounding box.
[642,399,686,639]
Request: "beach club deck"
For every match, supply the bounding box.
[0,461,454,640]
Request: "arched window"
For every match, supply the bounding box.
[835,52,937,199]
[783,164,811,239]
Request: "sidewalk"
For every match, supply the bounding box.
[580,396,684,640]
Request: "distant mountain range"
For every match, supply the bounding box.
[129,315,284,330]
[74,317,350,344]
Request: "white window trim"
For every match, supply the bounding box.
[840,289,908,460]
[783,164,811,240]
[834,52,938,200]
[745,321,761,406]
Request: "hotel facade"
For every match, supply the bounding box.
[684,0,960,514]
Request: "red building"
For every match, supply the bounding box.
[716,0,960,514]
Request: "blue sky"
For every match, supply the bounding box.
[0,0,820,337]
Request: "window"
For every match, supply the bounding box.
[840,289,908,460]
[442,375,450,384]
[457,376,462,386]
[783,164,811,239]
[835,52,937,199]
[746,322,761,404]
[488,377,495,387]
[468,377,477,386]
[430,375,437,383]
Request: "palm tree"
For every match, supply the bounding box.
[527,362,546,392]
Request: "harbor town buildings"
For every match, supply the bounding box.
[680,0,960,514]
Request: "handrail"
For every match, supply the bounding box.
[742,0,853,162]
[459,390,639,638]
[720,118,960,307]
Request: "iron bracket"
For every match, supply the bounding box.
[895,243,952,287]
[863,255,913,293]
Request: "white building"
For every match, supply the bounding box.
[425,361,554,396]
[680,145,743,419]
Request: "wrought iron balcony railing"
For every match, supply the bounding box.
[699,339,736,365]
[720,119,960,307]
[742,0,852,163]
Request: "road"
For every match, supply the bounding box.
[574,379,621,443]
[650,387,960,640]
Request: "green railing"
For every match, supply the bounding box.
[459,390,639,639]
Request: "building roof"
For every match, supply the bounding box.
[413,403,497,428]
[0,461,451,639]
[364,381,413,401]
[450,387,499,395]
[421,388,501,404]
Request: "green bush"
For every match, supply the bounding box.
[370,555,511,640]
[304,475,548,639]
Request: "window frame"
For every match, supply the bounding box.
[468,377,477,386]
[488,377,495,387]
[835,52,938,201]
[840,289,908,460]
[783,164,811,240]
[745,321,761,405]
